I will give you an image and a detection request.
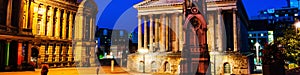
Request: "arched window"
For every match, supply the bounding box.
[224,63,231,74]
[151,61,157,72]
[139,61,144,72]
[164,62,170,72]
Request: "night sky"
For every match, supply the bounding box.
[95,0,287,32]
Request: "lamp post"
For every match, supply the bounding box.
[255,42,260,65]
[294,21,300,33]
[138,48,148,73]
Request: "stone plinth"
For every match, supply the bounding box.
[127,52,181,74]
[210,51,250,75]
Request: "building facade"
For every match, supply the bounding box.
[0,0,80,71]
[127,0,251,75]
[73,0,98,67]
[29,0,79,68]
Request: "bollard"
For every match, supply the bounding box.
[111,60,114,72]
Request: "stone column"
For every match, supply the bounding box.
[47,7,54,37]
[61,45,66,67]
[54,44,60,67]
[217,9,224,52]
[233,10,238,52]
[27,42,32,62]
[39,44,46,64]
[55,9,61,39]
[48,44,53,62]
[155,17,159,50]
[68,12,74,40]
[149,15,153,52]
[138,15,142,49]
[32,3,38,35]
[67,45,73,66]
[6,0,12,31]
[179,14,183,51]
[17,40,23,65]
[166,15,169,51]
[161,14,166,52]
[144,16,148,49]
[62,10,67,39]
[174,13,179,52]
[41,5,47,36]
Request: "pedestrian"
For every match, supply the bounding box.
[41,65,48,75]
[96,64,100,75]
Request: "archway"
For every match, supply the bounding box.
[31,47,39,68]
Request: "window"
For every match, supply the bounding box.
[224,63,231,74]
[139,61,144,72]
[285,14,288,16]
[120,31,124,36]
[164,62,171,72]
[151,61,157,72]
[104,29,107,35]
[275,14,279,17]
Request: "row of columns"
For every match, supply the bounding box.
[31,3,75,40]
[38,43,73,66]
[137,13,183,52]
[214,9,238,52]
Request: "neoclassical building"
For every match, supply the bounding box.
[128,0,251,75]
[29,0,79,68]
[0,0,80,71]
[73,0,98,67]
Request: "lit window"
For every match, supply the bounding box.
[251,40,254,43]
[261,33,264,36]
[249,34,252,37]
[104,30,107,35]
[139,61,144,72]
[151,61,157,72]
[164,62,170,72]
[120,31,124,36]
[275,14,279,17]
[285,14,288,16]
[295,14,298,16]
[224,63,231,74]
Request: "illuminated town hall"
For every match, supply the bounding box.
[127,0,251,75]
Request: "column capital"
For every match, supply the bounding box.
[148,14,153,18]
[161,14,166,17]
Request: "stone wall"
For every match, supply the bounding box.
[127,52,181,74]
[210,52,249,75]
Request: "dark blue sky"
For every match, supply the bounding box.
[95,0,287,32]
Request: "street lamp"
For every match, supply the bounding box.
[254,42,260,65]
[294,21,300,32]
[138,48,148,73]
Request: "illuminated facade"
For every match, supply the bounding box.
[0,0,80,71]
[73,0,98,67]
[29,0,79,68]
[128,0,251,75]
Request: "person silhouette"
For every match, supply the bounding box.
[41,65,48,75]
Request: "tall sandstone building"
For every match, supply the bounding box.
[0,0,80,71]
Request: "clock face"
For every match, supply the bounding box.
[191,7,198,14]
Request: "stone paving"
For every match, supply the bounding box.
[0,66,262,75]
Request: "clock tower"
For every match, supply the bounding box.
[180,0,210,75]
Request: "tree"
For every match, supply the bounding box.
[277,25,300,66]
